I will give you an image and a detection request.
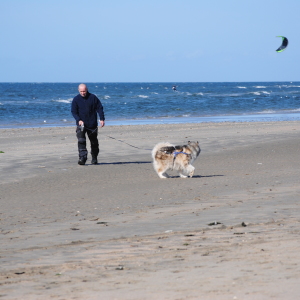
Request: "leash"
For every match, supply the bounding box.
[82,125,151,151]
[104,134,152,151]
[85,127,98,136]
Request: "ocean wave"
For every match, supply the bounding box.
[53,99,72,104]
[258,109,276,114]
[2,82,300,128]
[258,108,300,114]
[227,93,241,97]
[276,85,290,89]
[283,108,300,113]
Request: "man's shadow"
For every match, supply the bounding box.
[98,161,152,165]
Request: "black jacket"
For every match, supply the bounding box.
[71,92,105,128]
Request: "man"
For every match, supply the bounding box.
[71,83,105,165]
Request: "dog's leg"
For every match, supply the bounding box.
[178,167,188,178]
[179,165,195,178]
[156,165,170,178]
[188,165,195,178]
[158,171,170,178]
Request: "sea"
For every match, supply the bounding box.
[1,82,300,129]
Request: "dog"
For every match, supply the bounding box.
[151,141,201,178]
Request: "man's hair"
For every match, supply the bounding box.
[78,83,87,90]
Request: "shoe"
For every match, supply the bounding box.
[78,158,86,165]
[91,157,98,165]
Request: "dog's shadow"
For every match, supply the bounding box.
[96,162,224,179]
[194,174,224,178]
[169,174,224,179]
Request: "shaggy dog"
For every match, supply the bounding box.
[151,141,201,178]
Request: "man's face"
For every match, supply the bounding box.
[79,85,88,97]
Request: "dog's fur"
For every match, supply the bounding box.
[151,141,201,178]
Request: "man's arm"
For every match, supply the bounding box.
[95,96,105,127]
[71,98,81,124]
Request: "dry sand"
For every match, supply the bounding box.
[0,121,300,300]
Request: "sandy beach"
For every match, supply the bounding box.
[1,121,300,300]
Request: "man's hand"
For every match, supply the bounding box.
[79,120,84,126]
[99,120,105,128]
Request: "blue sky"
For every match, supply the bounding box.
[1,0,299,82]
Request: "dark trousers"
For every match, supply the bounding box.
[76,126,99,159]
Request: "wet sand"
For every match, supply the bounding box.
[1,121,300,299]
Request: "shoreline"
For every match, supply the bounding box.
[1,111,300,129]
[1,121,300,299]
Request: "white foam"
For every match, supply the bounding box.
[254,86,266,89]
[137,95,149,98]
[54,99,72,103]
[104,95,111,99]
[286,108,300,112]
[258,109,276,114]
[237,86,247,89]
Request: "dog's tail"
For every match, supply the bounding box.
[151,142,173,159]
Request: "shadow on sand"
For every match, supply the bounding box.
[169,174,224,179]
[96,161,152,165]
[88,162,224,179]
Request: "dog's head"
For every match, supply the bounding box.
[186,141,201,157]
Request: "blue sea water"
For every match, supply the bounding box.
[0,82,300,128]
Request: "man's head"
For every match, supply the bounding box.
[78,84,88,97]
